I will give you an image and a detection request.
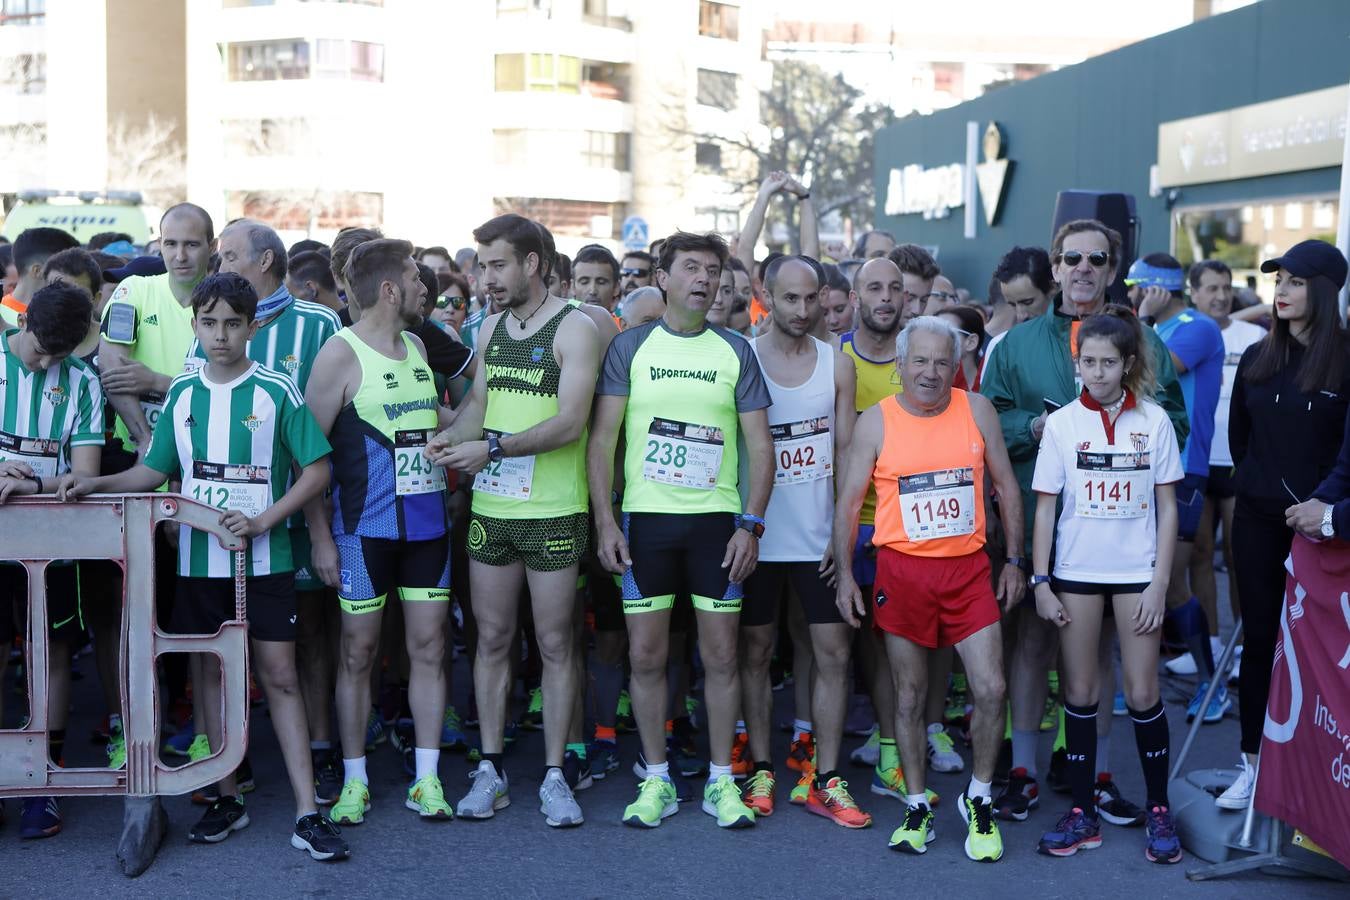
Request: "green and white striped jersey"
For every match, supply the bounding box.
[185,298,340,392]
[0,328,104,478]
[144,362,331,578]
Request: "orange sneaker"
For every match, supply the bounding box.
[786,732,815,773]
[790,764,814,805]
[806,776,873,829]
[730,732,751,780]
[742,769,775,816]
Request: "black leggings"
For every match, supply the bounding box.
[1231,499,1294,755]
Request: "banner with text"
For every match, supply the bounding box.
[1256,536,1350,869]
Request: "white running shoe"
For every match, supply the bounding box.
[850,727,880,766]
[1215,757,1254,810]
[926,725,964,773]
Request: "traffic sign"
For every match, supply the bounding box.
[622,215,649,251]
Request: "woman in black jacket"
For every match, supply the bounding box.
[1217,240,1350,810]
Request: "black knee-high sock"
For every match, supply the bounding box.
[1129,701,1170,808]
[1064,702,1098,813]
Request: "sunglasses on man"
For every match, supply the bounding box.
[1057,250,1110,268]
[620,267,650,278]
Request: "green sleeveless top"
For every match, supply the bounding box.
[472,305,587,519]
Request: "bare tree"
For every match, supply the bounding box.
[106,113,186,207]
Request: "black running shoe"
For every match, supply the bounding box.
[1047,746,1071,794]
[188,796,249,843]
[292,812,350,861]
[313,748,343,806]
[1094,773,1145,827]
[563,749,593,791]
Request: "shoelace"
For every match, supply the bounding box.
[932,731,956,753]
[745,772,774,797]
[639,776,671,802]
[443,708,463,729]
[968,796,995,834]
[1147,807,1176,838]
[902,805,929,831]
[822,781,859,809]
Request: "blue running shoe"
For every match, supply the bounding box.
[1145,805,1183,864]
[365,708,386,751]
[1112,692,1127,717]
[1038,807,1102,857]
[440,707,468,751]
[1202,683,1232,724]
[1185,682,1209,723]
[588,740,620,780]
[20,797,61,839]
[162,720,196,757]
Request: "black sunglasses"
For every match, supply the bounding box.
[436,295,467,310]
[620,267,650,278]
[1059,250,1110,268]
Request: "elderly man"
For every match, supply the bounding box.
[833,315,1025,861]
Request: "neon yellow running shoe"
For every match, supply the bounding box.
[702,774,755,828]
[107,724,126,771]
[187,733,211,763]
[329,779,371,826]
[960,792,1003,862]
[790,766,814,805]
[406,774,453,820]
[871,765,939,807]
[889,802,935,854]
[623,776,678,828]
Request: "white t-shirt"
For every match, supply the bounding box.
[1209,319,1265,467]
[1032,395,1184,583]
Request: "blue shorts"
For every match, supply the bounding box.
[334,534,451,614]
[851,524,878,587]
[1175,473,1207,542]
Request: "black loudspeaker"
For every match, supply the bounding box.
[1051,191,1139,304]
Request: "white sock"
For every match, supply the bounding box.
[708,762,733,782]
[414,747,440,782]
[906,792,929,809]
[646,760,671,781]
[967,776,992,800]
[735,720,747,735]
[343,755,368,786]
[926,722,945,737]
[793,718,813,735]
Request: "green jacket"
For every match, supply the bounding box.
[980,299,1190,555]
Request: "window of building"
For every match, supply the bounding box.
[583,131,630,170]
[0,0,44,25]
[313,38,346,77]
[223,117,311,156]
[698,1,738,40]
[580,60,628,101]
[696,68,737,110]
[349,40,383,82]
[226,39,310,81]
[227,189,383,232]
[695,141,722,173]
[1174,198,1339,282]
[692,207,739,235]
[496,53,580,93]
[582,0,630,29]
[493,197,617,238]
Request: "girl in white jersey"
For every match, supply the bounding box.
[1028,309,1184,865]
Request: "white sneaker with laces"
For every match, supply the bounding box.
[1215,757,1254,810]
[926,725,964,773]
[850,727,880,766]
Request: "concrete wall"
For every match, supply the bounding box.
[872,0,1350,294]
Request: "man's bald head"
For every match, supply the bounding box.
[160,203,214,243]
[620,285,665,330]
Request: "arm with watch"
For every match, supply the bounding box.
[725,407,774,585]
[1292,409,1350,540]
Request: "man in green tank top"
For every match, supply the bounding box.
[427,214,600,828]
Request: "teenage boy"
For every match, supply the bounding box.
[56,272,349,861]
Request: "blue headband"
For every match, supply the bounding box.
[1123,261,1184,292]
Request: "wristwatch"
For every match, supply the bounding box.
[1006,556,1029,573]
[486,435,504,463]
[1029,575,1052,588]
[1321,504,1336,539]
[738,514,766,538]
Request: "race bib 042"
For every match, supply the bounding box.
[770,417,832,485]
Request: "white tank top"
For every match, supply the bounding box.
[752,335,835,561]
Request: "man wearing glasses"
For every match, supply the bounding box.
[619,251,656,301]
[979,219,1187,822]
[923,275,960,316]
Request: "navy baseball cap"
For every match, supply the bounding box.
[106,255,167,283]
[1260,239,1347,289]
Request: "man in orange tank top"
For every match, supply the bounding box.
[832,316,1025,861]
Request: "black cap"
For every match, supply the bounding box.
[1259,239,1347,289]
[106,255,167,283]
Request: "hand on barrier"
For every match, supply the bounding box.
[219,509,266,540]
[0,459,35,480]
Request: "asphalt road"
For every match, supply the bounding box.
[2,596,1347,897]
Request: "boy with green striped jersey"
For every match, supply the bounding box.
[57,273,348,861]
[305,239,457,828]
[427,215,601,828]
[0,282,104,840]
[587,231,775,830]
[98,204,214,451]
[189,220,345,800]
